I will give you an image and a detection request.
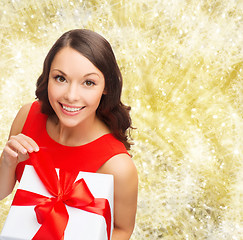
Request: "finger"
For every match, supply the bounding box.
[4,144,30,164]
[18,134,39,152]
[2,146,20,167]
[8,137,29,155]
[3,145,19,159]
[9,135,38,153]
[17,151,29,163]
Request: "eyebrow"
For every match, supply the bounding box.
[52,69,101,79]
[52,69,67,76]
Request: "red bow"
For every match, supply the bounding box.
[12,149,112,240]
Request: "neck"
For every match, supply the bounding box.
[51,115,109,146]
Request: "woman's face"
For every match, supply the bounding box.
[48,47,106,128]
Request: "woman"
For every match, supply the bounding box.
[0,29,138,239]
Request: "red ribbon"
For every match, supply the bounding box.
[12,149,112,240]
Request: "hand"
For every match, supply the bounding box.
[2,134,39,167]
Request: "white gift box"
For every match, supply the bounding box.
[0,165,113,240]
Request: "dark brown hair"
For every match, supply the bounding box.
[35,29,132,149]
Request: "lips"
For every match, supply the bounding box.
[60,103,85,113]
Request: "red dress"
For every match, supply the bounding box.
[16,101,128,181]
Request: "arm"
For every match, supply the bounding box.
[0,103,39,200]
[97,153,138,240]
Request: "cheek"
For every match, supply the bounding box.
[86,92,104,107]
[47,83,60,105]
[48,82,61,98]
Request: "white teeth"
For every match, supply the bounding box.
[62,105,83,112]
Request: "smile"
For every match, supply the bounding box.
[60,103,85,113]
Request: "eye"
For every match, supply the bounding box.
[84,80,95,87]
[54,75,66,83]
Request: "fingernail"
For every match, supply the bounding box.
[28,148,34,153]
[22,149,27,154]
[35,147,39,152]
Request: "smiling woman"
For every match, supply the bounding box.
[47,47,106,132]
[0,29,138,240]
[36,29,132,150]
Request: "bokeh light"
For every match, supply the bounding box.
[0,0,242,239]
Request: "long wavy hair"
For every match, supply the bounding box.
[35,29,132,149]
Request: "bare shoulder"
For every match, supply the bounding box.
[9,103,32,136]
[98,153,138,187]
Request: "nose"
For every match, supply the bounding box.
[64,83,80,102]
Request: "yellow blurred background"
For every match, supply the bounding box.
[0,0,242,239]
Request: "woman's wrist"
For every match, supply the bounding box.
[1,155,18,169]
